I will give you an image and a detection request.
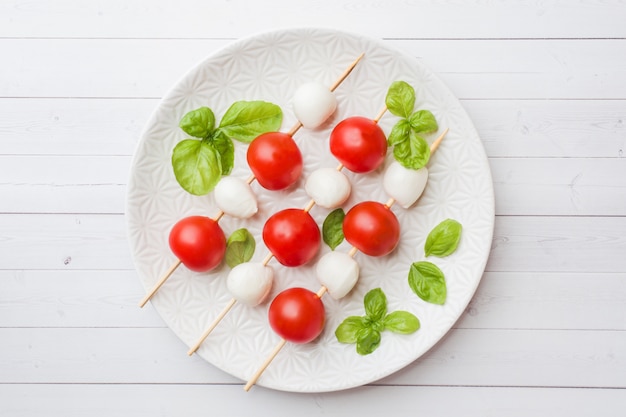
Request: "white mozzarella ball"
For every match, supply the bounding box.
[383,160,429,209]
[292,82,337,129]
[316,251,360,299]
[226,262,274,306]
[304,168,351,209]
[214,176,258,219]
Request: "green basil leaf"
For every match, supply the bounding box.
[385,81,415,119]
[225,228,255,268]
[408,109,438,134]
[171,139,222,195]
[212,132,235,176]
[388,119,411,146]
[335,316,368,344]
[217,100,282,143]
[383,311,420,334]
[322,208,345,250]
[393,130,430,170]
[179,107,215,139]
[408,261,447,305]
[356,327,382,355]
[425,218,463,257]
[364,288,387,321]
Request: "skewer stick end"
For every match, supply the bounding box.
[329,52,366,92]
[138,259,182,308]
[187,298,237,356]
[430,127,449,154]
[244,338,288,391]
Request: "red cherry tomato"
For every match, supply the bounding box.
[247,132,303,190]
[168,216,226,272]
[269,287,325,344]
[329,116,387,173]
[343,201,400,257]
[263,208,321,267]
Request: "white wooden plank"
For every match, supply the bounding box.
[0,327,237,384]
[0,39,228,98]
[490,158,626,216]
[0,270,164,328]
[1,384,624,417]
[1,327,624,388]
[0,182,125,214]
[2,98,624,158]
[459,272,626,331]
[0,155,130,214]
[0,214,133,270]
[1,39,625,99]
[465,99,626,158]
[395,39,626,100]
[0,98,151,156]
[0,214,624,272]
[486,216,626,273]
[1,0,625,39]
[385,328,626,388]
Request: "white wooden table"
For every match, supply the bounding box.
[1,1,625,415]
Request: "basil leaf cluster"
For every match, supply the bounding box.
[408,219,463,305]
[385,81,438,170]
[335,288,420,355]
[172,102,282,195]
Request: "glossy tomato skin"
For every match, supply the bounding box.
[247,132,303,190]
[263,209,321,267]
[168,216,226,272]
[329,116,387,173]
[343,201,400,257]
[269,287,325,344]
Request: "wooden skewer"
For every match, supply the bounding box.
[373,105,387,123]
[138,259,182,307]
[244,285,326,392]
[384,197,396,209]
[188,247,274,354]
[244,338,287,391]
[330,53,365,92]
[316,286,328,298]
[188,297,237,355]
[430,128,448,154]
[286,121,303,137]
[187,215,283,354]
[303,199,316,213]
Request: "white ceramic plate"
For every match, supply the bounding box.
[126,27,494,392]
